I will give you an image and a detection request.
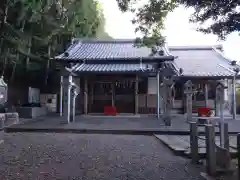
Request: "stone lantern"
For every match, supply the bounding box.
[0,76,7,105]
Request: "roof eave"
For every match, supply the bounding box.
[181,75,236,79]
[54,56,175,64]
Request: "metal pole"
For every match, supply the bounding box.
[237,133,240,180]
[60,76,63,116]
[205,124,216,176]
[190,122,199,164]
[233,76,236,120]
[157,71,160,119]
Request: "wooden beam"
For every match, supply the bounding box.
[53,56,174,64]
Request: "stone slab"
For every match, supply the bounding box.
[154,135,189,152]
[154,134,238,158]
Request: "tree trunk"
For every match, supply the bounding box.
[45,43,51,85]
[1,48,9,76]
[26,37,32,71]
[10,54,18,83]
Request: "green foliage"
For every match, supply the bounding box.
[116,0,239,41]
[178,0,240,39]
[0,0,109,87]
[116,0,177,47]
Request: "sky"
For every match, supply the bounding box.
[98,0,240,61]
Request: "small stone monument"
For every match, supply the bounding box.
[184,80,193,122]
[162,76,174,126]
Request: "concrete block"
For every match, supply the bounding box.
[16,107,47,118]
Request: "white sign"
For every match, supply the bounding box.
[148,77,157,94]
[28,87,40,103]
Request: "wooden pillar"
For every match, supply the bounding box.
[182,83,186,113]
[90,82,94,113]
[135,75,139,114]
[157,71,160,119]
[111,81,115,107]
[60,76,63,116]
[204,83,208,107]
[232,76,236,119]
[84,77,88,115]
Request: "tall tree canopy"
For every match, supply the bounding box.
[116,0,239,43]
[0,0,109,87]
[117,0,177,46]
[178,0,240,39]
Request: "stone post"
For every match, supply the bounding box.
[237,133,240,179]
[223,122,229,151]
[63,75,72,123]
[72,86,79,122]
[190,121,199,164]
[216,83,225,148]
[184,80,193,122]
[205,124,216,176]
[162,77,174,126]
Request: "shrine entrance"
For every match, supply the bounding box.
[115,79,135,113]
[88,75,135,114]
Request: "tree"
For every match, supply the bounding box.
[95,2,112,39]
[116,0,239,41]
[0,0,106,87]
[178,0,240,39]
[116,0,177,46]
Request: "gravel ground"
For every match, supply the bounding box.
[0,133,205,180]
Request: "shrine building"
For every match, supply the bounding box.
[54,39,239,117]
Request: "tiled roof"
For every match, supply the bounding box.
[55,39,169,61]
[57,39,237,77]
[169,45,236,77]
[71,63,154,73]
[70,61,179,74]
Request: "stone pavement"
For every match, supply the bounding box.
[4,114,240,135]
[154,134,238,158]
